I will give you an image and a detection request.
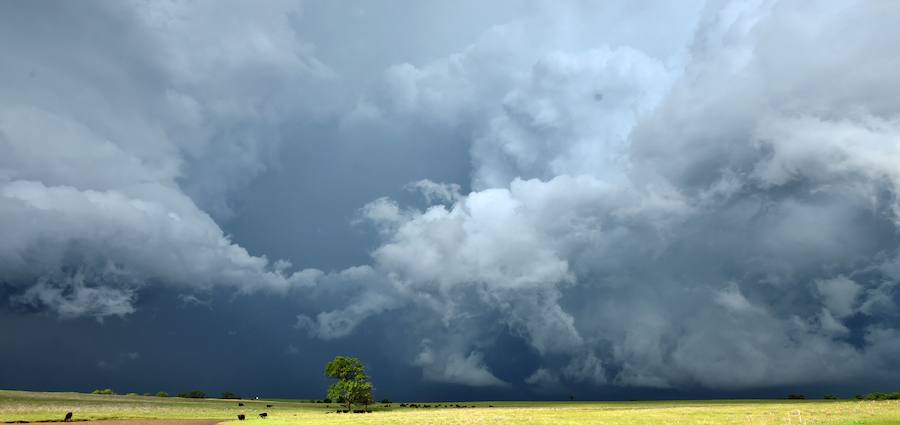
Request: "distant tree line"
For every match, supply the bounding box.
[91,389,168,397]
[786,392,900,400]
[91,389,246,399]
[177,391,206,399]
[855,392,900,401]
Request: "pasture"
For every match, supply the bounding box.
[2,390,899,425]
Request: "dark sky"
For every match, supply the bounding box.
[2,0,900,401]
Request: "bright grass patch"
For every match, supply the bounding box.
[2,390,899,424]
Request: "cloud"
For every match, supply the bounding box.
[413,342,508,387]
[15,268,138,320]
[524,368,563,393]
[0,0,332,317]
[816,276,862,319]
[406,180,462,205]
[295,266,402,339]
[4,0,900,395]
[1,180,321,304]
[298,0,900,391]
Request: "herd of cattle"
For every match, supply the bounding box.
[62,399,495,422]
[241,401,496,417]
[397,403,493,409]
[236,403,273,420]
[330,402,495,414]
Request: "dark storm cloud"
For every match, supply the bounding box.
[2,0,900,399]
[0,0,338,317]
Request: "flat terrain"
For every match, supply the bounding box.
[2,390,899,425]
[41,421,220,425]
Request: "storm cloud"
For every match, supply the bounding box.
[2,0,899,397]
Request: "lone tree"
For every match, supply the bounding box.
[325,356,373,412]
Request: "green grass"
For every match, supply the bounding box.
[2,390,900,424]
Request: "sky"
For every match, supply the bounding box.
[1,0,900,401]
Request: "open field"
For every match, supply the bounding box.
[2,390,900,425]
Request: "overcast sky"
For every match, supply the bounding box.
[2,0,900,401]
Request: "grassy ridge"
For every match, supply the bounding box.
[2,390,900,424]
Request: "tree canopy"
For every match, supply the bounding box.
[325,356,373,411]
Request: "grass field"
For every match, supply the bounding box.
[2,390,899,425]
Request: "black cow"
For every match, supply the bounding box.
[238,403,244,406]
[64,412,73,422]
[258,412,267,419]
[237,414,245,421]
[266,404,273,408]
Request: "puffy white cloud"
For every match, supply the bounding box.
[471,47,673,188]
[413,342,508,387]
[816,276,862,319]
[299,0,900,391]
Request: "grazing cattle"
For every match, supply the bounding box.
[237,415,245,421]
[266,404,272,408]
[238,403,244,406]
[64,412,73,422]
[258,412,267,419]
[489,405,494,407]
